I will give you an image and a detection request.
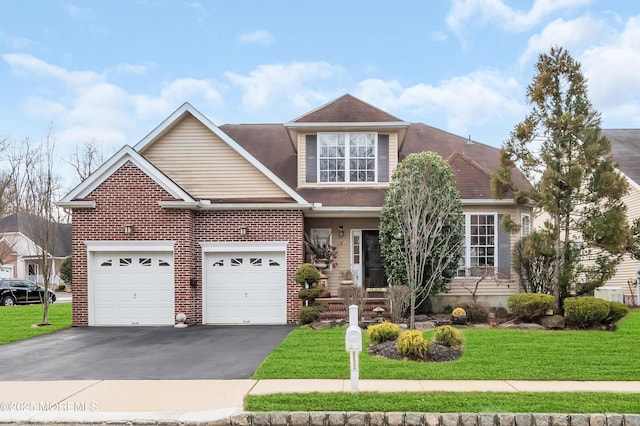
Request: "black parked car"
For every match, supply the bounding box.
[0,279,56,306]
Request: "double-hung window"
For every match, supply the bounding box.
[318,132,376,183]
[520,213,531,238]
[457,213,497,277]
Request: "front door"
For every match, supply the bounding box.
[363,230,386,288]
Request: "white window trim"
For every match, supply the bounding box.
[457,212,498,279]
[317,132,378,184]
[521,213,531,238]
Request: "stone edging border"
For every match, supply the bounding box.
[207,412,640,426]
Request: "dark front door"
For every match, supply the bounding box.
[363,230,387,288]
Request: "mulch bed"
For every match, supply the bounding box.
[369,340,462,362]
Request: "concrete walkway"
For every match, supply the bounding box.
[1,379,639,423]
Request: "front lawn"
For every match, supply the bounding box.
[253,309,640,380]
[250,310,640,413]
[0,303,72,344]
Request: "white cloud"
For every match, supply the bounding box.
[356,70,525,143]
[112,63,153,75]
[237,30,276,46]
[225,62,344,111]
[3,53,103,88]
[447,0,593,33]
[3,54,223,147]
[581,15,640,126]
[133,78,222,118]
[63,3,95,20]
[186,2,210,24]
[519,16,606,65]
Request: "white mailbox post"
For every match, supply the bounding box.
[345,304,362,393]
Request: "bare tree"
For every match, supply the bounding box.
[380,152,464,329]
[13,132,61,325]
[67,139,111,184]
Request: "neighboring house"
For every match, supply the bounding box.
[58,94,532,326]
[0,212,71,285]
[600,130,640,304]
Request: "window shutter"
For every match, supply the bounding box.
[497,214,511,279]
[305,134,317,183]
[378,134,389,182]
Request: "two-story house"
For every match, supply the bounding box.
[58,94,532,326]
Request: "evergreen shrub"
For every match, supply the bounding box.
[563,296,610,328]
[367,321,401,344]
[433,325,463,349]
[507,293,554,321]
[396,330,428,360]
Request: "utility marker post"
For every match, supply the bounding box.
[345,304,362,393]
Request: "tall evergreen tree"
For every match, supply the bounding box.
[492,46,640,314]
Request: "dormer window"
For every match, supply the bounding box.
[305,132,389,184]
[318,132,377,183]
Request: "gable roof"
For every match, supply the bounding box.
[290,94,404,123]
[58,145,196,205]
[602,129,640,190]
[0,212,71,258]
[136,103,308,205]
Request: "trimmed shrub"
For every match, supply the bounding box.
[432,325,463,349]
[456,302,489,323]
[507,293,554,321]
[299,306,319,325]
[603,301,629,325]
[367,321,401,344]
[295,263,321,286]
[563,296,610,328]
[451,307,466,317]
[396,330,428,360]
[298,285,327,301]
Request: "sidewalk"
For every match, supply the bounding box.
[1,379,639,424]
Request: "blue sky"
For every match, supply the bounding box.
[1,1,639,190]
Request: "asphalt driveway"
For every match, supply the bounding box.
[0,325,294,380]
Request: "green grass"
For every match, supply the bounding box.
[250,311,640,413]
[0,303,72,344]
[253,310,640,380]
[246,392,640,413]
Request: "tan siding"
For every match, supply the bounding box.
[606,186,640,300]
[305,218,379,296]
[143,115,289,200]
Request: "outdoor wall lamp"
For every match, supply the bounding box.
[338,225,344,237]
[124,225,133,234]
[238,227,248,236]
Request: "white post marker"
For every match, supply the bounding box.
[345,304,362,393]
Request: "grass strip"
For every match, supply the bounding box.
[246,391,640,413]
[0,303,72,344]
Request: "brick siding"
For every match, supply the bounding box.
[71,160,304,326]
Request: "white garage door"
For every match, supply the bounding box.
[205,251,286,324]
[92,252,174,325]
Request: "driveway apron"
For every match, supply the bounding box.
[0,325,294,380]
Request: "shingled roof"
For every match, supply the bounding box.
[292,94,404,123]
[0,212,71,258]
[602,129,640,185]
[219,95,531,207]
